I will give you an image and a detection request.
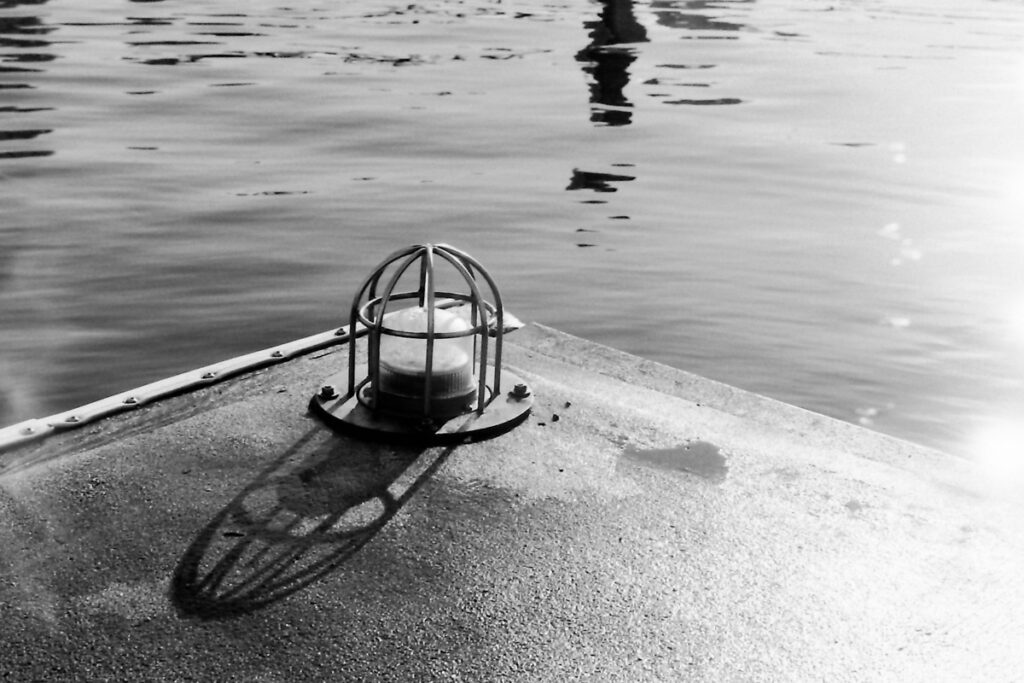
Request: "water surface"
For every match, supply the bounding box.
[2,0,1023,464]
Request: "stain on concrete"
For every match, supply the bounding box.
[844,499,865,513]
[622,441,728,483]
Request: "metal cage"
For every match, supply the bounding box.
[346,243,505,421]
[311,243,531,444]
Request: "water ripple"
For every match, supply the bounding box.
[1,0,1023,463]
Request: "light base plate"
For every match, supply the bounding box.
[309,369,533,445]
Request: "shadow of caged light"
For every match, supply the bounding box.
[310,244,533,444]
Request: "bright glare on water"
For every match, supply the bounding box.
[2,0,1023,467]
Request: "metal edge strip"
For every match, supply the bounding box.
[0,306,523,453]
[0,326,353,454]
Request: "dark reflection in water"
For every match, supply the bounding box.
[59,17,173,27]
[664,96,742,105]
[645,1,753,106]
[126,40,219,46]
[0,13,51,34]
[0,149,50,158]
[0,127,49,139]
[650,0,750,34]
[1,51,52,62]
[657,63,715,69]
[125,17,173,26]
[0,1,54,160]
[0,0,48,10]
[576,0,648,127]
[567,168,637,193]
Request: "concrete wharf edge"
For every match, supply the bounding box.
[0,323,1021,681]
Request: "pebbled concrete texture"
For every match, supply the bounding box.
[1,323,1022,681]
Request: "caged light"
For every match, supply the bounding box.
[310,244,533,444]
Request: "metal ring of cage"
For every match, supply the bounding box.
[355,293,498,337]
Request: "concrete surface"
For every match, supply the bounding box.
[1,324,1021,681]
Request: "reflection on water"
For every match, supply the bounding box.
[650,0,749,34]
[645,0,749,105]
[0,2,53,159]
[576,0,648,126]
[566,168,637,193]
[1,0,1024,465]
[663,96,741,105]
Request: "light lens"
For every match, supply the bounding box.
[378,307,475,406]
